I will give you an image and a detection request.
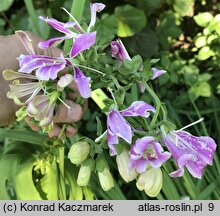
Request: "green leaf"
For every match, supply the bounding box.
[96,117,103,136]
[115,5,146,37]
[195,35,207,48]
[39,160,59,200]
[174,0,194,17]
[15,159,42,200]
[137,0,163,13]
[65,161,83,200]
[0,0,14,12]
[0,154,21,199]
[0,129,47,145]
[83,187,94,200]
[197,46,214,60]
[194,12,214,27]
[189,82,211,100]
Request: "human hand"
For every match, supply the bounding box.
[0,32,84,137]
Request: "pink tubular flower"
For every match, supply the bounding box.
[129,137,171,173]
[107,101,155,155]
[161,126,217,179]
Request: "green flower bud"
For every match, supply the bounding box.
[116,150,137,182]
[136,167,162,197]
[77,159,94,186]
[68,141,90,165]
[96,159,114,191]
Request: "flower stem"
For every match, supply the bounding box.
[58,124,67,199]
[144,83,161,128]
[64,0,86,53]
[91,89,109,111]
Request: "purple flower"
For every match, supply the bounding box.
[151,67,167,80]
[162,127,217,179]
[88,3,106,32]
[111,39,131,61]
[129,137,171,173]
[39,3,105,58]
[120,101,155,118]
[17,53,68,81]
[74,67,91,99]
[107,101,155,155]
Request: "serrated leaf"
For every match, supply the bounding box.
[194,12,214,27]
[0,0,14,12]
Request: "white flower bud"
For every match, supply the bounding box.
[116,150,137,182]
[68,141,90,165]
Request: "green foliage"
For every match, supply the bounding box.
[114,5,146,37]
[0,0,14,12]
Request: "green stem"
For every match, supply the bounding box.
[64,0,86,53]
[91,89,109,111]
[24,0,41,37]
[58,124,67,199]
[144,83,161,128]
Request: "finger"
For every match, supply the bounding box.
[66,125,78,137]
[53,100,83,123]
[24,116,40,131]
[48,124,61,137]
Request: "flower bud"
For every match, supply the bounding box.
[136,167,163,197]
[116,150,137,182]
[77,159,94,186]
[96,159,114,191]
[68,141,90,165]
[57,74,74,91]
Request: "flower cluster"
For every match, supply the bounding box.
[109,39,217,196]
[3,3,217,198]
[3,3,105,128]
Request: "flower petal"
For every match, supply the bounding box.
[111,40,131,61]
[120,101,155,118]
[107,109,132,144]
[88,3,106,31]
[15,30,35,55]
[151,67,167,80]
[70,32,96,58]
[176,131,216,165]
[39,16,73,35]
[74,67,91,98]
[38,36,69,49]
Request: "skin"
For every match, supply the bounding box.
[0,32,83,137]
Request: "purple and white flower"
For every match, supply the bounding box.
[111,39,131,61]
[39,3,105,58]
[129,136,171,173]
[107,101,155,155]
[151,67,167,80]
[17,53,69,81]
[161,126,217,179]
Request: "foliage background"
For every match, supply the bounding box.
[1,0,220,200]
